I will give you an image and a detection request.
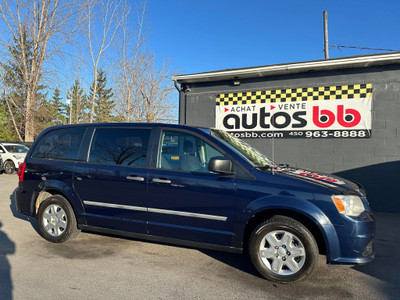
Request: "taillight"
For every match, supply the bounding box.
[18,163,26,182]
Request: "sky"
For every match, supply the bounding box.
[145,0,400,75]
[3,0,398,122]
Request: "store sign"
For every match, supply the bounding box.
[215,83,372,138]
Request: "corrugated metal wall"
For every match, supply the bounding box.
[179,65,400,213]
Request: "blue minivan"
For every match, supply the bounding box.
[15,123,375,283]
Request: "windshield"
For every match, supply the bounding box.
[4,145,29,153]
[210,129,276,167]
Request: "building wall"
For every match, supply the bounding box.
[179,64,400,213]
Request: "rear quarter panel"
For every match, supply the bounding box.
[22,159,85,224]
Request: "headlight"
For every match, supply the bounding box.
[331,195,365,217]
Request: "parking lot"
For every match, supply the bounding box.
[0,174,399,300]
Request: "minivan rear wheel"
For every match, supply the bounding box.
[249,215,318,283]
[37,195,79,243]
[4,161,15,174]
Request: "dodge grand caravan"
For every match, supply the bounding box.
[15,123,375,283]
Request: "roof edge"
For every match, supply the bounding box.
[174,52,400,84]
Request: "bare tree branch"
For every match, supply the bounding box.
[86,0,126,123]
[0,0,88,141]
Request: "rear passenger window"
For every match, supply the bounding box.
[89,128,150,167]
[32,127,86,160]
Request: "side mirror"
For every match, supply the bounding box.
[208,157,234,175]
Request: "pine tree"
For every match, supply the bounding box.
[0,103,16,141]
[66,79,89,123]
[35,93,54,133]
[52,88,68,124]
[1,29,46,140]
[0,30,31,140]
[90,69,115,122]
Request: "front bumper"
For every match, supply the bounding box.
[327,211,375,265]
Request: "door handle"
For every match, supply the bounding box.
[152,178,171,184]
[75,175,93,180]
[126,176,145,182]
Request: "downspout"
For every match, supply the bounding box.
[173,79,181,92]
[173,79,185,124]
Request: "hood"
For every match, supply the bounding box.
[11,152,27,161]
[276,166,361,193]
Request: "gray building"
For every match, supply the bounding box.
[174,52,400,213]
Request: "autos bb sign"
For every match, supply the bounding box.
[215,83,373,138]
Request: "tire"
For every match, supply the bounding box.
[37,195,80,243]
[249,215,318,283]
[4,161,15,174]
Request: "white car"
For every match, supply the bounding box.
[0,143,29,174]
[0,155,3,173]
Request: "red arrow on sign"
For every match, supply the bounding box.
[224,108,229,112]
[270,105,275,110]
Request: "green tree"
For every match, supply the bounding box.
[0,102,17,141]
[52,88,68,124]
[0,30,31,141]
[1,29,48,140]
[35,93,55,134]
[0,0,88,141]
[90,69,115,122]
[67,79,89,123]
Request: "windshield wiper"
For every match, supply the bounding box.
[278,163,290,168]
[253,164,278,170]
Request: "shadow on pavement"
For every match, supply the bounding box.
[0,221,15,300]
[353,212,400,298]
[200,249,260,277]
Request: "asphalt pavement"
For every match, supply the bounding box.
[0,174,399,300]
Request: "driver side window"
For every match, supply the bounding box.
[158,131,224,173]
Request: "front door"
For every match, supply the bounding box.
[73,127,151,234]
[148,130,236,246]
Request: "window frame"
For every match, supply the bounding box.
[153,128,243,176]
[84,126,153,168]
[30,127,87,161]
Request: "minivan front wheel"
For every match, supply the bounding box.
[37,195,79,243]
[249,215,318,283]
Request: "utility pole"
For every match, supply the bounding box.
[323,10,329,59]
[66,97,72,124]
[69,99,72,124]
